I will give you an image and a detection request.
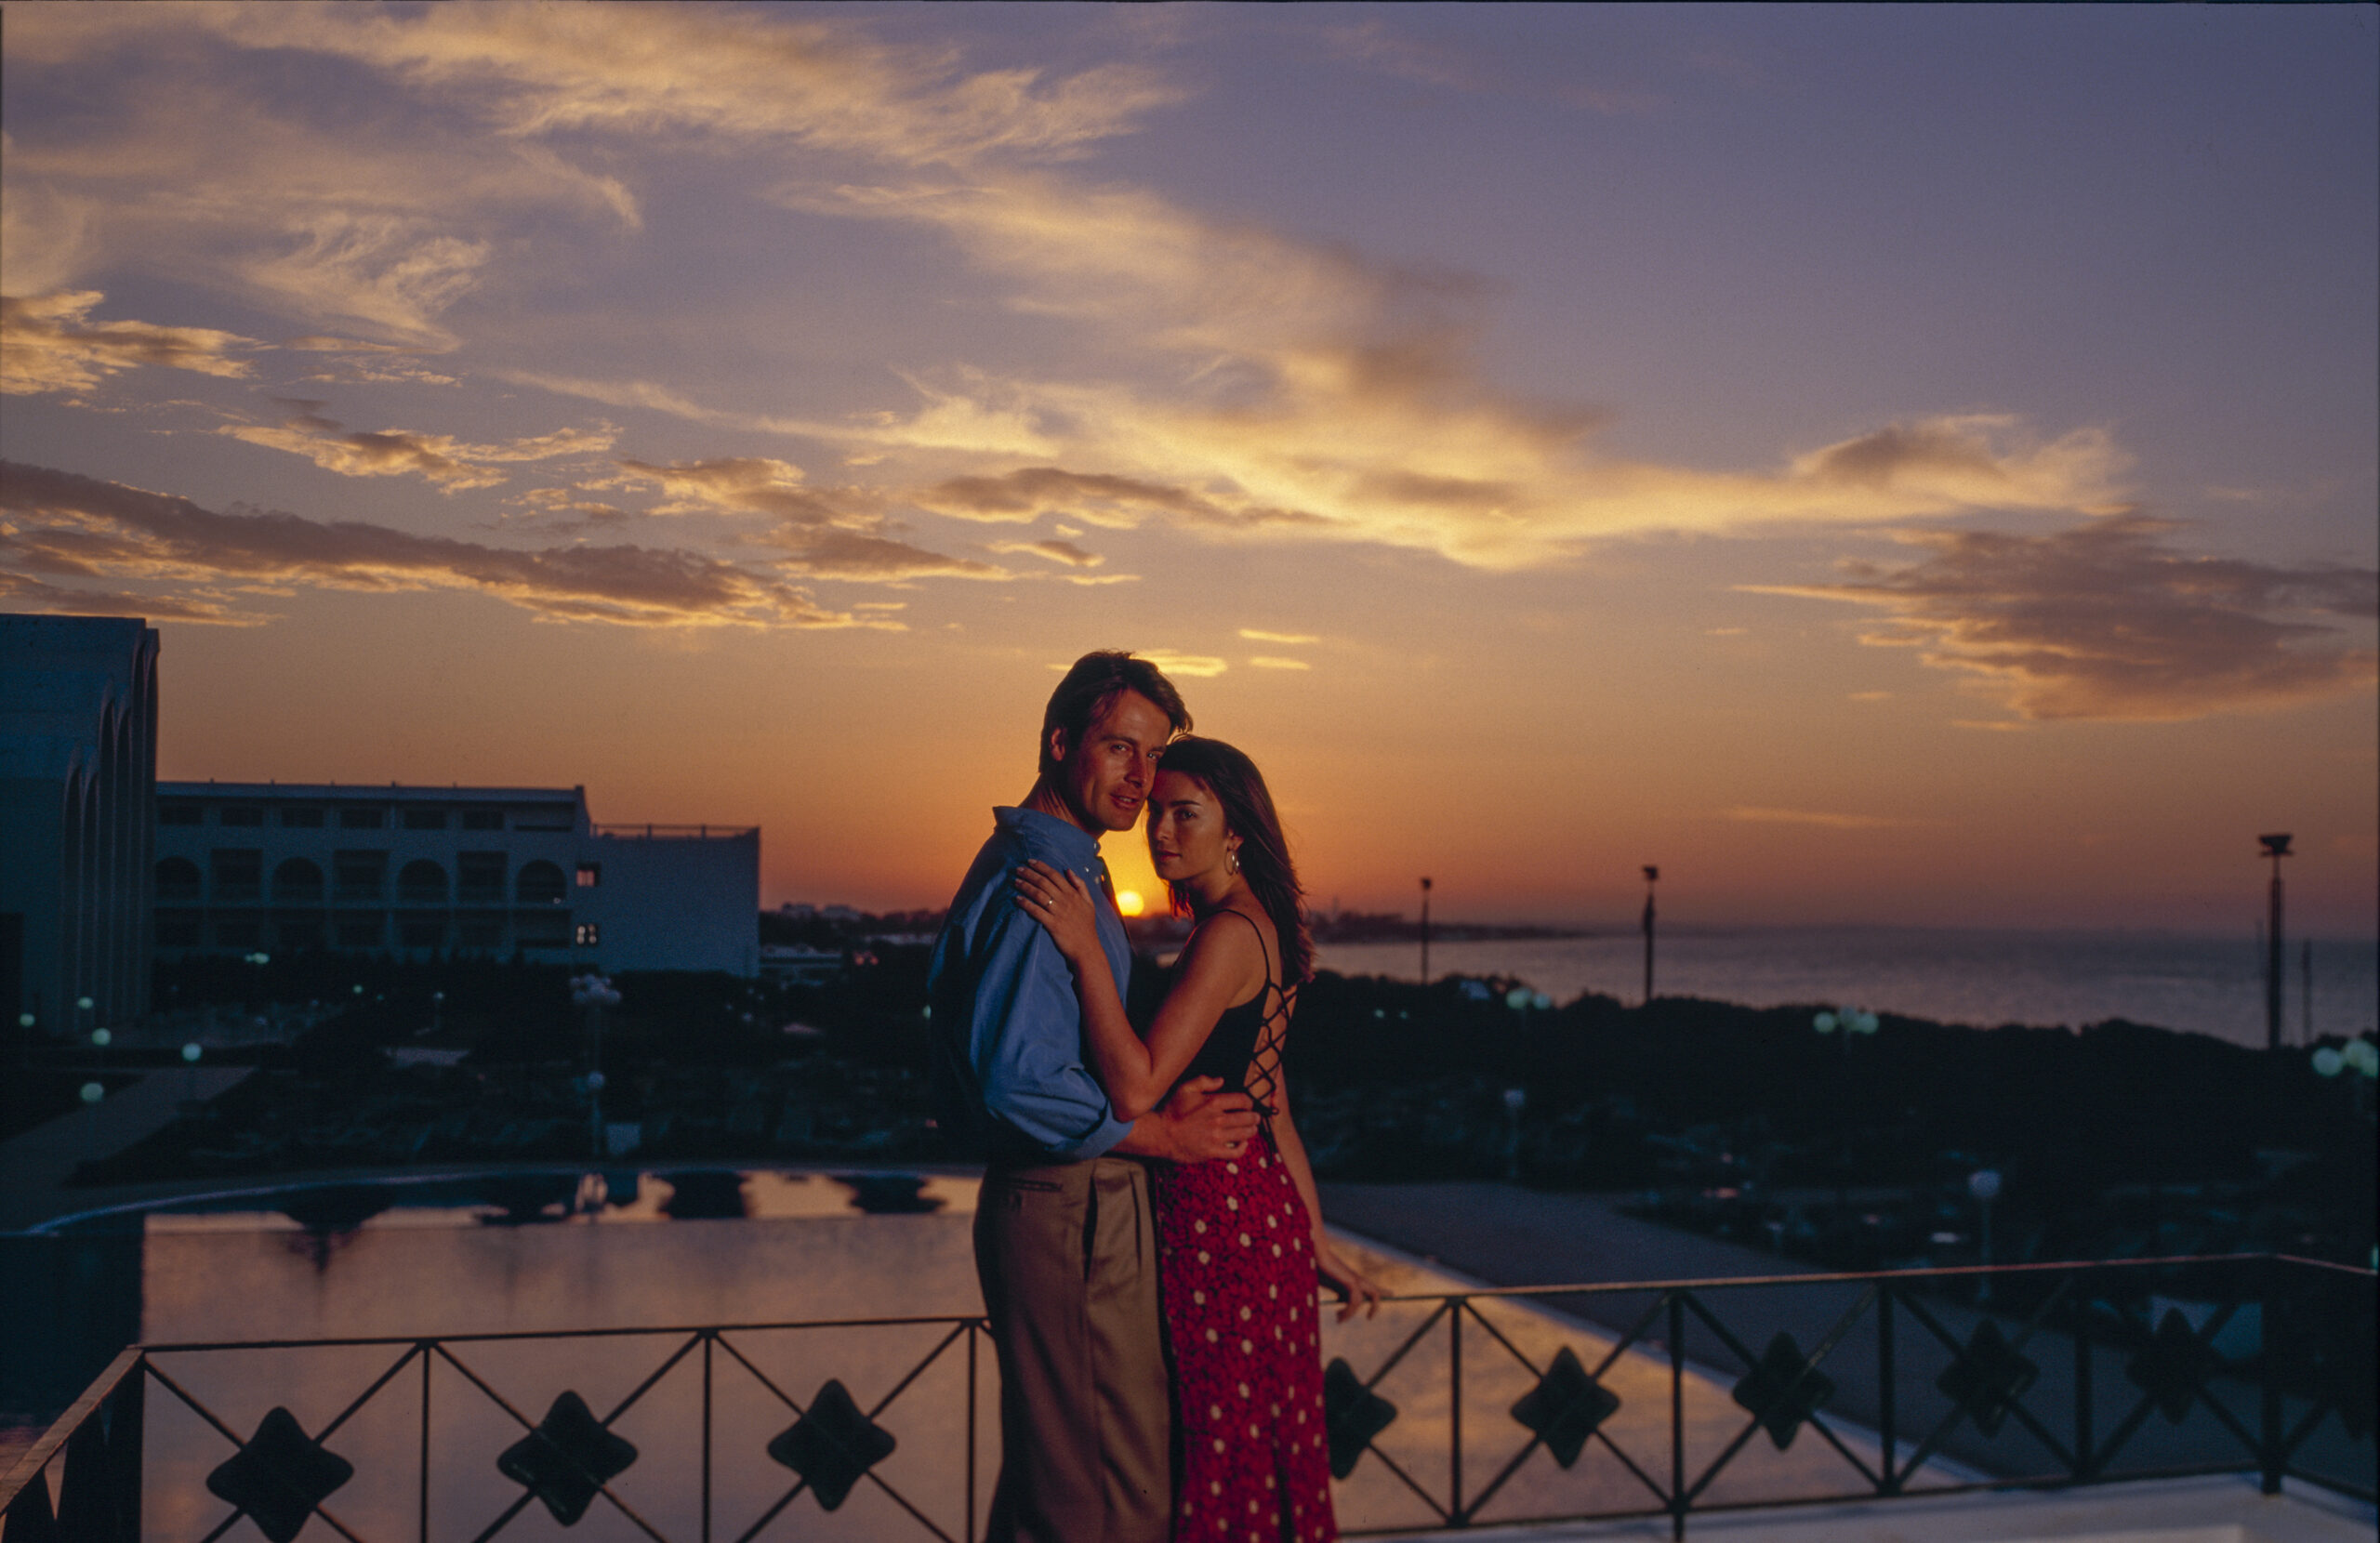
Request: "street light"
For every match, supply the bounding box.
[1968,1168,2003,1304]
[1418,877,1433,984]
[571,974,622,1159]
[1813,1008,1879,1229]
[1640,866,1659,1005]
[2259,834,2291,1051]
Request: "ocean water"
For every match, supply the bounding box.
[1316,928,2380,1048]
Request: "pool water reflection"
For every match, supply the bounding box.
[18,1169,1958,1538]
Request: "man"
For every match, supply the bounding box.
[931,651,1260,1543]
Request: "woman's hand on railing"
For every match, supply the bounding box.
[1315,1236,1382,1322]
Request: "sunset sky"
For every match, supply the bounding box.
[5,3,2374,934]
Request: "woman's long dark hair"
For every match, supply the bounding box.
[1151,737,1312,985]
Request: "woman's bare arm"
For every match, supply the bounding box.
[1012,863,1263,1122]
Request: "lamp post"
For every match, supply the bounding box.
[571,974,621,1159]
[1418,877,1432,985]
[1814,1008,1878,1229]
[1640,866,1659,1005]
[1968,1168,2003,1304]
[2259,834,2291,1051]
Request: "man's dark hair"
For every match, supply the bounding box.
[1039,651,1191,774]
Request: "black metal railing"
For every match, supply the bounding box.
[3,1254,2369,1541]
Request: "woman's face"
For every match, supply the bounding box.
[1145,770,1236,884]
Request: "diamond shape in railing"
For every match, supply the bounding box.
[2125,1308,2224,1426]
[1321,1356,1398,1481]
[1730,1332,1835,1451]
[1935,1319,2039,1439]
[496,1390,638,1525]
[204,1405,355,1543]
[1509,1345,1621,1470]
[765,1378,896,1511]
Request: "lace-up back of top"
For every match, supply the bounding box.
[1177,909,1289,1119]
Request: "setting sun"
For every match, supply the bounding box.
[1115,890,1145,918]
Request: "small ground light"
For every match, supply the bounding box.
[90,1028,111,1047]
[18,1013,33,1029]
[77,996,94,1011]
[2313,1047,2346,1077]
[182,1043,204,1062]
[79,1082,103,1103]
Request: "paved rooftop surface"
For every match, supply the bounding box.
[1385,1472,2373,1543]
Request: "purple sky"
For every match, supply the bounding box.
[5,4,2373,930]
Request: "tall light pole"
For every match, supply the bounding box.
[2259,834,2291,1051]
[1641,866,1659,1006]
[1418,877,1433,985]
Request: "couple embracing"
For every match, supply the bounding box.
[930,651,1382,1543]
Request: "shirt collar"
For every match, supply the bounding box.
[993,805,1104,872]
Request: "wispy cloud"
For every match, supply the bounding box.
[1755,513,2379,720]
[805,170,2135,569]
[1723,806,1925,830]
[0,460,875,629]
[1,292,260,396]
[1318,19,1663,116]
[1239,628,1319,645]
[910,465,1314,530]
[612,457,1003,582]
[166,1,1184,168]
[1140,651,1229,679]
[989,538,1104,568]
[1248,656,1311,671]
[0,569,252,625]
[219,400,615,493]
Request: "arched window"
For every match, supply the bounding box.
[398,859,449,904]
[273,857,324,903]
[515,860,567,904]
[156,856,202,902]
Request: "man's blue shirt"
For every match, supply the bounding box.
[929,806,1133,1162]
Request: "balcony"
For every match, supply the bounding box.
[2,1254,2368,1540]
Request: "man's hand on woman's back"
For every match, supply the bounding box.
[1111,1075,1259,1162]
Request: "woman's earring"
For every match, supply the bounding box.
[1227,845,1240,874]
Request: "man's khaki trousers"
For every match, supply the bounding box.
[974,1155,1170,1543]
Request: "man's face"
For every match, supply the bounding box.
[1051,689,1172,834]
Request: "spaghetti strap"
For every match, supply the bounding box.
[1197,906,1278,1005]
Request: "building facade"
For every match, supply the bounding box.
[1,614,160,1035]
[152,783,758,976]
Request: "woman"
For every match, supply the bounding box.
[1014,736,1380,1543]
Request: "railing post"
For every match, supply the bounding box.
[417,1341,430,1543]
[1877,1284,1897,1495]
[2073,1277,2094,1482]
[1669,1291,1686,1542]
[966,1322,979,1543]
[109,1361,143,1543]
[1448,1296,1463,1523]
[2257,1258,2282,1496]
[702,1330,715,1542]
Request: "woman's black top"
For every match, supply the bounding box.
[1174,909,1287,1119]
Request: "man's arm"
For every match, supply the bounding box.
[1111,1076,1260,1163]
[969,890,1135,1160]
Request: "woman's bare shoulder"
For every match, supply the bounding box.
[1179,904,1272,976]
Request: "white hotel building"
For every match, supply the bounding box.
[152,783,758,976]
